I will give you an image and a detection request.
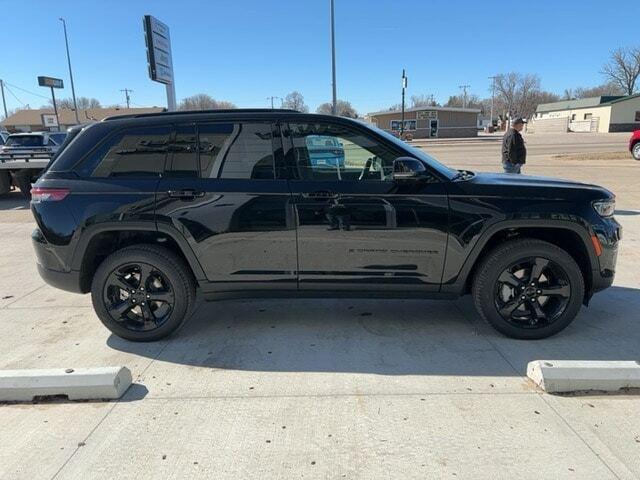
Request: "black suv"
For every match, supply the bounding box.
[30,109,620,341]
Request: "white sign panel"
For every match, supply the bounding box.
[41,114,58,128]
[144,15,173,85]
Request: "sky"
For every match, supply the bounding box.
[1,0,639,116]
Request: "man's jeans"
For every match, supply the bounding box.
[502,162,522,174]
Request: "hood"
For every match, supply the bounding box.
[455,171,614,201]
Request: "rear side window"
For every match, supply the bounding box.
[199,123,275,179]
[166,124,198,178]
[89,126,170,177]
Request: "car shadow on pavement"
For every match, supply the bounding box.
[0,192,29,210]
[107,285,640,378]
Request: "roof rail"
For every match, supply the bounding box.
[102,108,301,121]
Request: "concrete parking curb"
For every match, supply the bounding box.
[527,360,640,393]
[0,366,132,402]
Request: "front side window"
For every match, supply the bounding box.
[289,123,398,181]
[199,123,275,179]
[90,126,170,177]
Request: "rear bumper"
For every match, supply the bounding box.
[36,263,83,294]
[32,228,83,294]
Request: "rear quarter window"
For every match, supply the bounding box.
[81,125,171,178]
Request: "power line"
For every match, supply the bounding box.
[4,81,50,100]
[3,84,26,106]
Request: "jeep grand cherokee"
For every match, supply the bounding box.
[30,109,620,341]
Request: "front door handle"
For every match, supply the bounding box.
[168,189,205,199]
[301,190,339,200]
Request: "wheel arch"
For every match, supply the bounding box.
[444,220,597,302]
[72,223,206,293]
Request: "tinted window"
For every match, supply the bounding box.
[199,123,275,179]
[6,135,45,147]
[90,126,170,177]
[289,123,397,181]
[49,133,67,145]
[166,124,198,178]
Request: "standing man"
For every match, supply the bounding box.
[502,117,527,174]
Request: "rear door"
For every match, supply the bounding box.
[156,121,297,292]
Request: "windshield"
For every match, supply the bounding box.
[365,123,458,180]
[5,135,45,147]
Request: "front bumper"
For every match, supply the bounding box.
[591,217,621,293]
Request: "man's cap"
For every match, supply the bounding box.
[512,117,526,125]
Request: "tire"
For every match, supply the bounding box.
[472,239,585,340]
[0,171,10,195]
[632,142,640,161]
[13,170,33,199]
[91,244,196,341]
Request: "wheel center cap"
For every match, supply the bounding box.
[524,286,537,297]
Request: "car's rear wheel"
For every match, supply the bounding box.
[13,170,33,199]
[632,142,640,161]
[472,239,584,339]
[91,245,196,341]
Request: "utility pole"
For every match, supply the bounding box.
[120,88,133,108]
[59,18,79,123]
[458,84,470,108]
[400,69,407,137]
[488,76,496,127]
[0,79,7,119]
[266,96,282,109]
[330,0,337,115]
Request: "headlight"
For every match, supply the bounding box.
[592,199,615,217]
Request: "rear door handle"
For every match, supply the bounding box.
[168,189,205,199]
[301,190,339,199]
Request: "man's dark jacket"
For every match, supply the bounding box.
[502,128,526,165]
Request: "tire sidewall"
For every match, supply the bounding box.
[474,241,584,340]
[91,247,191,341]
[633,143,640,161]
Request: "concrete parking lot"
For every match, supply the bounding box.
[0,132,639,479]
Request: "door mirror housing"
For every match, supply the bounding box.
[393,157,426,180]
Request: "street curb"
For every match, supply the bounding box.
[0,366,132,402]
[527,360,640,393]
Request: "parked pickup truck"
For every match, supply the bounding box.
[0,131,67,198]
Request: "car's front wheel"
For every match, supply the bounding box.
[632,142,640,161]
[472,239,584,339]
[91,245,196,341]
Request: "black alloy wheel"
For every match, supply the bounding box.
[494,256,571,329]
[103,262,176,332]
[472,239,584,340]
[92,245,195,342]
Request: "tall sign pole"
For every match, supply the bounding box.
[144,15,176,111]
[401,69,407,137]
[330,0,337,115]
[59,18,79,123]
[488,76,496,126]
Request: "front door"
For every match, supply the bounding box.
[156,121,297,292]
[285,121,449,292]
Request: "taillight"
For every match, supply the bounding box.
[30,187,70,202]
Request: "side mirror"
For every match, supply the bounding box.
[393,157,426,180]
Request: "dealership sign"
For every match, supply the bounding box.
[41,114,59,128]
[37,76,64,89]
[143,15,173,85]
[416,110,438,120]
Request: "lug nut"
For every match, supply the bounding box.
[132,299,136,303]
[521,296,526,300]
[141,302,145,306]
[537,290,542,294]
[146,294,150,299]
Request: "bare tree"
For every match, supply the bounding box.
[410,94,438,108]
[316,100,358,118]
[48,97,101,109]
[282,91,309,112]
[493,72,557,119]
[601,47,640,95]
[178,93,236,110]
[445,94,481,109]
[574,82,625,98]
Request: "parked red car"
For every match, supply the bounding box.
[630,130,640,160]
